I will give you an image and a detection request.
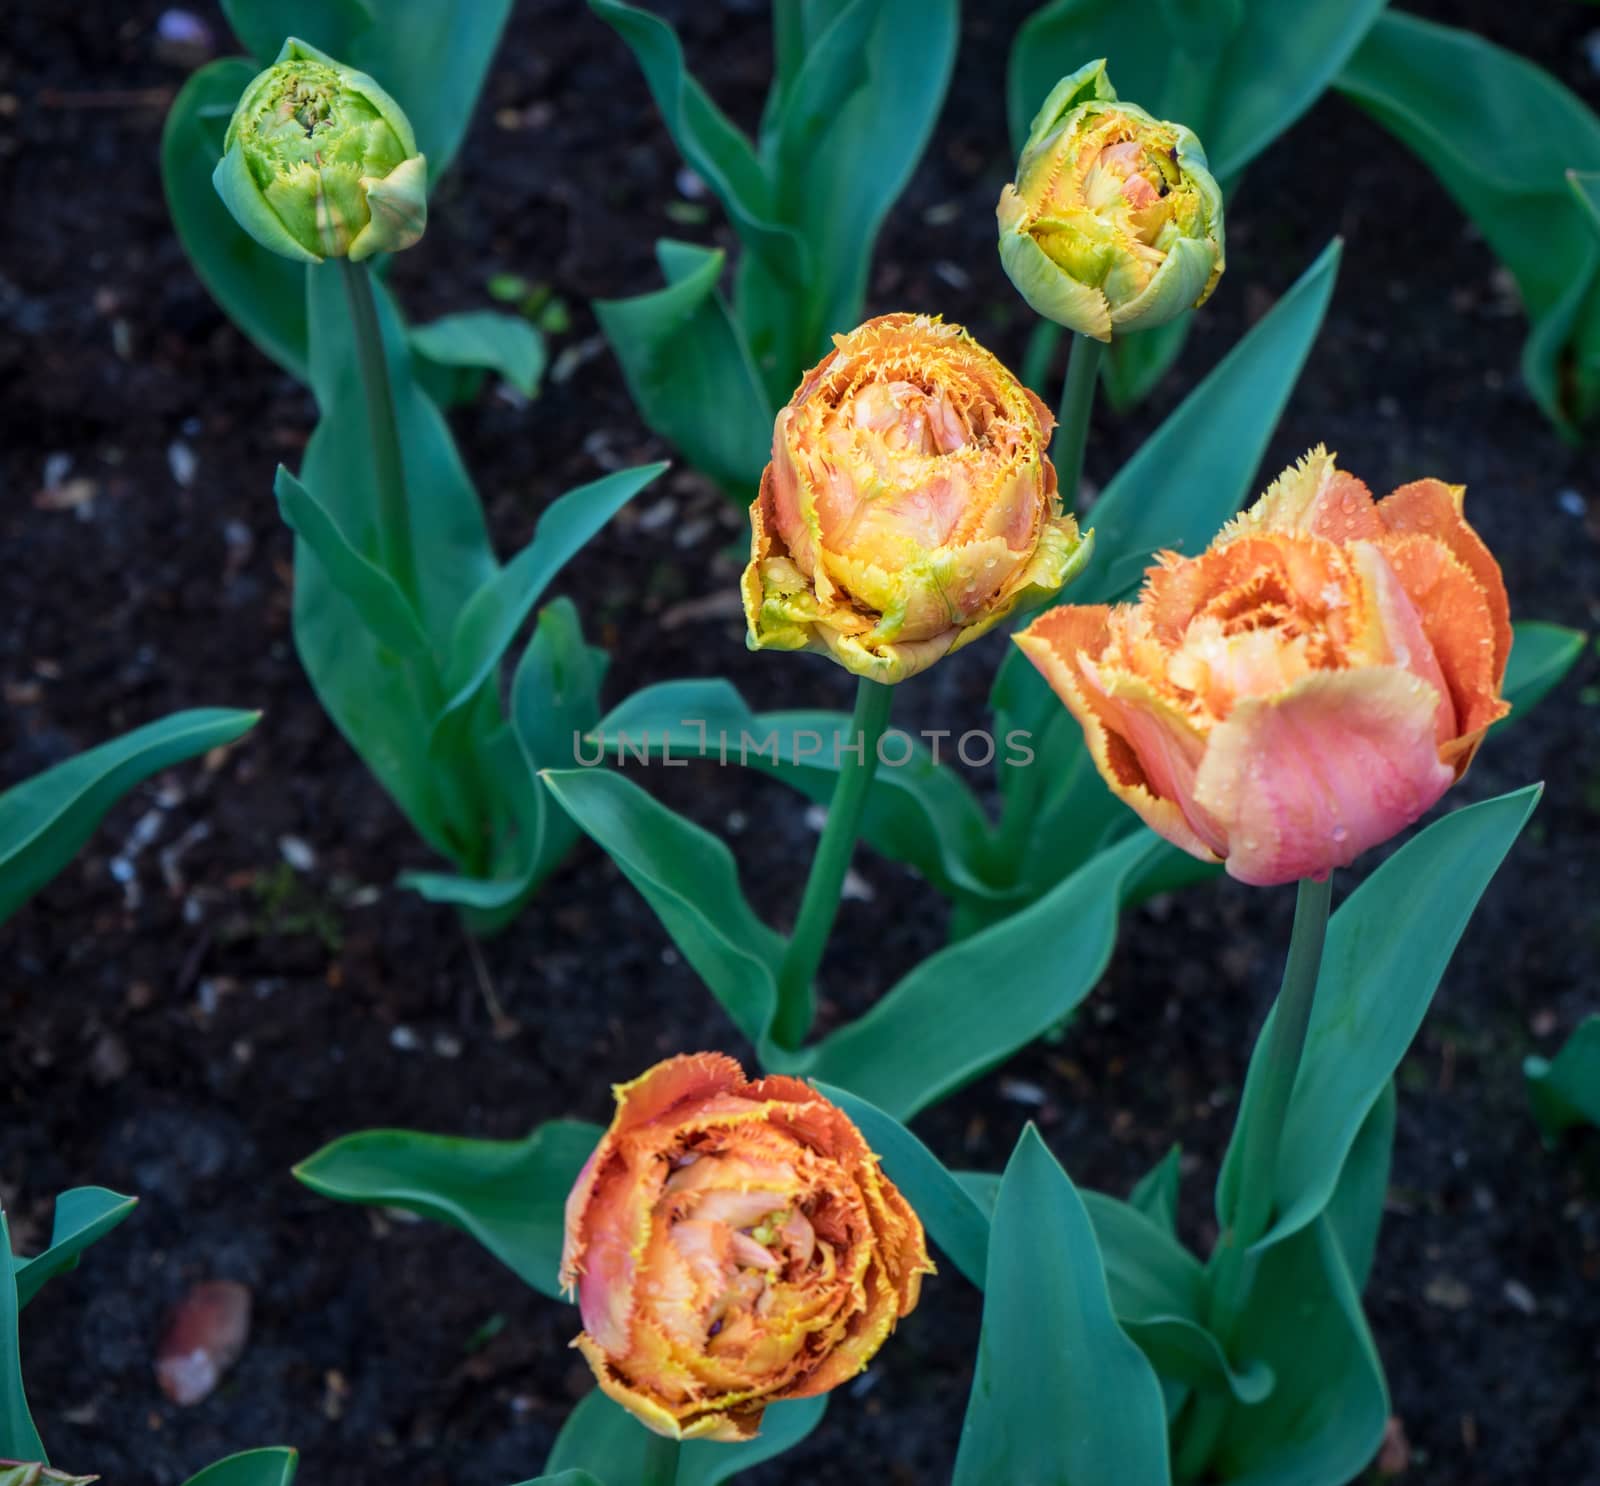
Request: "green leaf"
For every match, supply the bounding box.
[541,769,786,1049]
[0,1209,44,1462]
[1572,169,1600,239]
[586,1,802,290]
[991,239,1341,774]
[180,1450,300,1486]
[219,0,371,65]
[675,1397,828,1484]
[411,310,547,399]
[510,1475,606,1486]
[1205,1220,1386,1486]
[773,0,958,346]
[293,1120,602,1299]
[1505,620,1587,719]
[12,1189,137,1311]
[161,58,311,379]
[1129,1146,1182,1236]
[817,1085,991,1290]
[1007,0,1384,177]
[545,1391,678,1486]
[273,466,431,657]
[592,680,995,901]
[1338,12,1600,436]
[953,1127,1171,1486]
[594,243,773,499]
[0,709,258,926]
[1101,313,1193,413]
[1525,1015,1600,1142]
[434,464,666,738]
[805,831,1162,1119]
[1323,1080,1395,1292]
[1217,786,1542,1252]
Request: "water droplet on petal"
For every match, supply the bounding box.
[1331,825,1349,844]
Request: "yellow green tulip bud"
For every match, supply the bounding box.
[212,37,427,265]
[998,59,1224,342]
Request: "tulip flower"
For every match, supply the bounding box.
[998,59,1224,341]
[1016,448,1511,886]
[213,37,426,264]
[560,1052,933,1441]
[742,313,1091,683]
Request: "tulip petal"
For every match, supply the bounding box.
[998,222,1113,341]
[1221,446,1386,544]
[613,1051,747,1135]
[1109,232,1217,333]
[1372,533,1509,772]
[1015,607,1223,865]
[1194,667,1455,886]
[1347,542,1457,746]
[1378,479,1511,683]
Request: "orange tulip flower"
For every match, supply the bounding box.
[1016,448,1511,886]
[742,313,1090,683]
[560,1053,932,1441]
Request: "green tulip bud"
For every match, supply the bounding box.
[998,59,1224,342]
[212,37,427,264]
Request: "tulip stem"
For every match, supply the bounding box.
[1175,873,1334,1480]
[339,258,421,610]
[1053,332,1103,507]
[773,677,894,1049]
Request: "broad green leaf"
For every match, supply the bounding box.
[594,242,773,499]
[0,1210,44,1461]
[541,769,786,1049]
[411,310,547,399]
[592,680,995,901]
[1322,1080,1395,1293]
[273,467,431,658]
[1525,1015,1600,1142]
[776,0,958,348]
[295,266,496,857]
[12,1189,137,1311]
[953,1128,1171,1486]
[1505,620,1587,719]
[805,831,1162,1119]
[1217,785,1541,1251]
[511,1475,605,1486]
[587,1,802,290]
[818,1085,991,1289]
[1121,1316,1274,1406]
[223,0,511,179]
[0,709,258,926]
[1573,169,1600,238]
[402,601,607,925]
[676,1397,828,1484]
[1007,0,1384,177]
[434,464,666,736]
[219,0,371,65]
[1338,12,1600,435]
[1129,1146,1183,1237]
[545,1391,678,1486]
[180,1450,300,1486]
[161,58,310,379]
[1204,1220,1386,1486]
[293,1120,602,1299]
[991,239,1341,766]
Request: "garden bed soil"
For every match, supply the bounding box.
[3,2,1598,1482]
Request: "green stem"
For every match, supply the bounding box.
[1053,332,1104,508]
[1175,874,1333,1481]
[338,257,420,609]
[773,677,894,1049]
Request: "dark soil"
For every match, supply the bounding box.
[3,2,1598,1483]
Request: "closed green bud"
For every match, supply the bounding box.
[998,59,1224,342]
[213,37,426,264]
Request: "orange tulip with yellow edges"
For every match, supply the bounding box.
[1016,448,1511,887]
[560,1053,933,1442]
[742,313,1091,683]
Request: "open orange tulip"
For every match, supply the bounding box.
[1016,448,1511,886]
[742,313,1090,683]
[560,1053,932,1441]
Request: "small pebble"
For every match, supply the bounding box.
[156,1281,251,1406]
[1502,1279,1537,1316]
[389,1026,421,1052]
[1557,488,1587,518]
[277,835,316,872]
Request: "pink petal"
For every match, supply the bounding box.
[155,1281,251,1406]
[1194,667,1454,886]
